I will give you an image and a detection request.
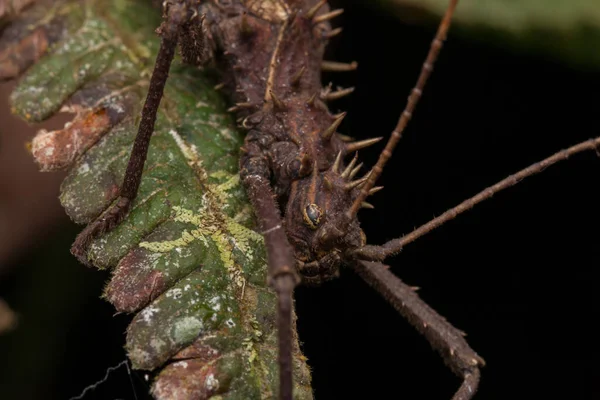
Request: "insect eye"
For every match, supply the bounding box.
[303,204,323,230]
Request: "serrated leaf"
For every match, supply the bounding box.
[373,0,600,67]
[1,1,313,398]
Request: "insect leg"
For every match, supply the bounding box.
[70,3,192,264]
[354,136,600,261]
[352,260,484,400]
[240,160,299,400]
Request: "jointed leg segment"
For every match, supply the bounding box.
[240,173,299,400]
[353,261,484,400]
[71,3,190,263]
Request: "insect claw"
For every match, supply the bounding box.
[322,112,346,140]
[269,90,287,110]
[313,9,344,25]
[332,150,343,174]
[349,162,363,180]
[369,186,384,195]
[341,153,358,179]
[322,60,358,72]
[361,201,375,209]
[305,0,327,19]
[346,137,383,153]
[322,86,355,102]
[291,66,306,87]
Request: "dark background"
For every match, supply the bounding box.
[1,1,598,399]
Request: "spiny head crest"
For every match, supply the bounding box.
[284,153,376,285]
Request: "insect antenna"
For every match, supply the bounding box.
[346,0,459,220]
[354,136,600,261]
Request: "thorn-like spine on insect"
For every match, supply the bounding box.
[341,153,358,179]
[322,112,346,140]
[361,202,374,209]
[291,66,306,87]
[337,133,354,142]
[345,172,371,191]
[313,9,343,25]
[268,90,286,110]
[322,86,355,102]
[369,186,384,195]
[346,137,383,153]
[322,60,358,72]
[305,0,327,19]
[349,163,363,180]
[332,150,343,174]
[323,27,343,39]
[227,102,253,113]
[305,92,318,107]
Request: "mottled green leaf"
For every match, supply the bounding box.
[372,0,600,67]
[1,1,312,398]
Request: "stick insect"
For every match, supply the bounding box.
[47,0,598,399]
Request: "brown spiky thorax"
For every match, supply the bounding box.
[200,0,372,285]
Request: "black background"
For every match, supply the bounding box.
[1,1,599,399]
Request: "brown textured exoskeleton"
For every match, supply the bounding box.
[71,0,600,399]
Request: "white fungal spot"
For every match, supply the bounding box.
[176,361,189,369]
[205,374,219,391]
[166,288,183,299]
[141,306,160,323]
[209,296,221,312]
[172,317,204,342]
[78,162,90,174]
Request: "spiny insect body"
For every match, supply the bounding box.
[204,0,377,285]
[5,0,600,399]
[68,1,486,399]
[65,0,600,399]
